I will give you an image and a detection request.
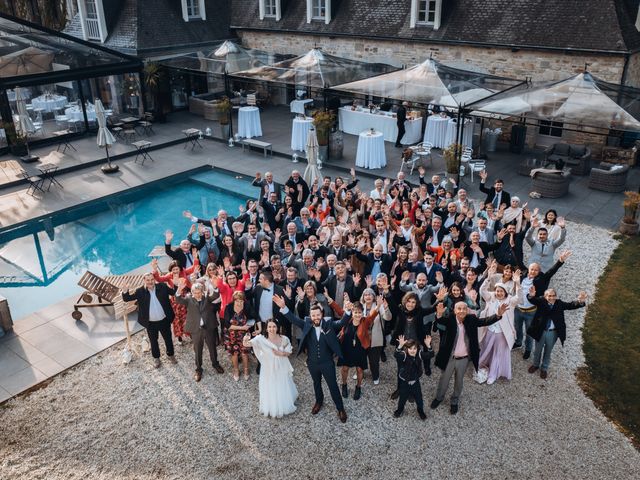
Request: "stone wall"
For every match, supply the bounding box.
[237,31,627,83]
[624,51,640,88]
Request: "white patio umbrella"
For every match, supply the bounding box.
[96,99,118,173]
[303,127,321,187]
[14,86,37,162]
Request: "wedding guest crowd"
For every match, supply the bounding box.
[124,165,587,422]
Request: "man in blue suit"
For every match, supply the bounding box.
[273,294,351,423]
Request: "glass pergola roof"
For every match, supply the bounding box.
[0,13,142,88]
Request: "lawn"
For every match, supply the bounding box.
[578,235,640,448]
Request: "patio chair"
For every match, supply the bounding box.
[410,142,433,168]
[72,271,145,320]
[246,94,257,106]
[588,162,629,192]
[531,170,571,198]
[401,148,420,175]
[19,170,45,196]
[468,159,486,183]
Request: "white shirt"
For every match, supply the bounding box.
[477,228,488,243]
[314,325,322,340]
[148,287,165,322]
[258,286,274,322]
[519,276,535,309]
[430,230,441,247]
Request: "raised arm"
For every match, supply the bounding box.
[273,294,305,328]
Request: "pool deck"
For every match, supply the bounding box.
[1,105,638,403]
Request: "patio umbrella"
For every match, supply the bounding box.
[0,46,54,77]
[96,99,118,173]
[14,87,37,162]
[303,127,321,187]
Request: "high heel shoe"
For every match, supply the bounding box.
[233,370,240,382]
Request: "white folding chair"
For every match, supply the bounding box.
[468,160,486,183]
[246,94,257,106]
[401,150,421,175]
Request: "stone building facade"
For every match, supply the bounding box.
[232,0,640,152]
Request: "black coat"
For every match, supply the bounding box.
[434,312,501,371]
[354,251,393,276]
[322,275,359,305]
[391,306,433,345]
[479,183,511,208]
[526,296,586,345]
[122,283,176,328]
[252,284,286,324]
[283,308,349,357]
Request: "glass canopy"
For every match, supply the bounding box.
[0,13,142,87]
[232,48,397,88]
[468,72,640,131]
[161,40,285,75]
[332,59,523,108]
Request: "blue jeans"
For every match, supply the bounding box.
[514,308,536,352]
[533,329,558,371]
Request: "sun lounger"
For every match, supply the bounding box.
[72,271,145,320]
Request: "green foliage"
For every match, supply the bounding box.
[580,236,640,447]
[312,110,335,146]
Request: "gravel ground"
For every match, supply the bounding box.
[1,221,639,480]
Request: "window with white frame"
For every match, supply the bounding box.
[264,0,277,17]
[77,0,107,42]
[538,120,563,137]
[312,0,326,19]
[410,0,441,29]
[181,0,206,21]
[417,0,437,24]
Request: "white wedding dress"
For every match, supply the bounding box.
[250,335,298,418]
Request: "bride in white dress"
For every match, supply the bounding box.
[243,320,298,418]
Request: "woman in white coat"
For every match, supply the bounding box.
[243,320,298,418]
[477,268,522,385]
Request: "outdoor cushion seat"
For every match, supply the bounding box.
[531,170,571,198]
[544,142,591,175]
[588,162,629,192]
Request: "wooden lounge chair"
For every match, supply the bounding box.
[72,271,145,320]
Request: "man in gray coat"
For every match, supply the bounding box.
[525,216,566,273]
[175,280,224,382]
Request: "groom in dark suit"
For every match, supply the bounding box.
[273,294,351,423]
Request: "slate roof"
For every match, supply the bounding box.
[230,0,640,53]
[65,0,233,57]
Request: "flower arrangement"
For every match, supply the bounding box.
[312,110,335,146]
[622,191,640,224]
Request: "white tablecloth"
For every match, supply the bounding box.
[238,106,262,138]
[290,99,313,114]
[65,106,97,122]
[31,95,68,112]
[291,117,313,151]
[444,118,474,148]
[423,115,450,148]
[356,131,386,169]
[339,107,422,144]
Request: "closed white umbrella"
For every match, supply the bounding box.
[303,127,321,187]
[96,99,118,173]
[14,87,37,162]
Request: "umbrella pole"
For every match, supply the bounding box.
[101,144,120,174]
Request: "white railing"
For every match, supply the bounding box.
[85,17,101,41]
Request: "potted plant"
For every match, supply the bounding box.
[3,123,29,157]
[143,62,167,122]
[313,110,335,162]
[443,142,463,189]
[217,96,232,139]
[620,191,640,235]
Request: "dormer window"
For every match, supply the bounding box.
[410,0,442,30]
[306,0,331,24]
[181,0,207,21]
[77,0,108,42]
[636,5,640,31]
[259,0,281,20]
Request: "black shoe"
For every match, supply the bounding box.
[430,399,441,409]
[393,409,403,418]
[341,384,349,398]
[418,409,427,420]
[450,404,459,415]
[390,389,399,400]
[380,351,387,363]
[512,342,522,350]
[523,350,531,360]
[353,386,362,401]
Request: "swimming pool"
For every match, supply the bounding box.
[0,168,254,321]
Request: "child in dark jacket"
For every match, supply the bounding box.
[394,335,433,420]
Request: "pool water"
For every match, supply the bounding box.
[0,169,252,321]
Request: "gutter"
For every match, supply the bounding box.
[229,26,631,56]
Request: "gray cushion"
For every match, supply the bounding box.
[553,143,570,156]
[569,145,586,158]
